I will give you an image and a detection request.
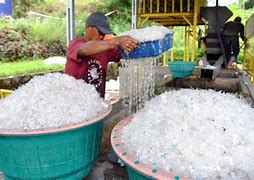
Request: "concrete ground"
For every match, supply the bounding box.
[1,66,254,179]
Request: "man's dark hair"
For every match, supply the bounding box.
[234,16,242,22]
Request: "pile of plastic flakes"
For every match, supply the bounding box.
[122,89,254,180]
[120,25,172,42]
[0,73,109,131]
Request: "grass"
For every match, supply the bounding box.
[0,60,64,77]
[28,18,66,43]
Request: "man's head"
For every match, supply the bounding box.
[85,12,113,41]
[234,16,242,23]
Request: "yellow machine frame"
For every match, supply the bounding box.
[132,0,254,82]
[243,14,254,84]
[0,89,13,99]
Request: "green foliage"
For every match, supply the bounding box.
[96,0,131,12]
[0,59,64,77]
[0,17,67,43]
[110,14,132,35]
[228,3,253,24]
[244,0,254,9]
[2,0,253,66]
[13,0,45,18]
[74,13,90,37]
[107,63,119,80]
[0,27,66,62]
[96,0,132,34]
[0,18,12,29]
[27,18,66,43]
[32,0,65,16]
[172,27,185,51]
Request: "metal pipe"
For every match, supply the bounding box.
[139,12,192,17]
[132,0,137,29]
[215,0,227,66]
[180,0,183,12]
[143,0,146,13]
[66,0,75,45]
[187,0,190,12]
[172,0,174,13]
[105,10,117,16]
[163,52,167,66]
[187,27,190,61]
[171,49,174,61]
[157,0,159,12]
[164,0,167,13]
[184,26,187,61]
[183,16,192,26]
[140,16,149,27]
[191,0,199,61]
[150,0,153,13]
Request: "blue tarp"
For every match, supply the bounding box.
[0,0,12,17]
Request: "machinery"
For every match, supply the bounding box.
[131,0,254,83]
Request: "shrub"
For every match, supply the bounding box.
[107,63,119,80]
[0,28,66,62]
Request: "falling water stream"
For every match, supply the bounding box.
[119,26,173,115]
[119,57,157,115]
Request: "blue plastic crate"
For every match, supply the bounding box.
[120,33,173,59]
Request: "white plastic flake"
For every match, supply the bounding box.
[120,26,172,42]
[122,89,254,180]
[0,73,109,131]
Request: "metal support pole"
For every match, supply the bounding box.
[216,0,227,66]
[191,0,199,61]
[184,26,187,61]
[171,49,174,61]
[163,52,167,66]
[132,0,137,29]
[66,0,75,45]
[187,27,190,61]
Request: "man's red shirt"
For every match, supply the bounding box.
[65,37,121,98]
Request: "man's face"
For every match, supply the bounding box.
[85,25,104,41]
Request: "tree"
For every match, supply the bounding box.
[239,0,247,9]
[13,0,45,18]
[244,0,254,9]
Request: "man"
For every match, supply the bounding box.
[65,12,138,98]
[222,16,245,68]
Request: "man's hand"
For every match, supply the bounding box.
[78,35,138,57]
[115,35,138,52]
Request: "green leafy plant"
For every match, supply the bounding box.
[0,27,66,62]
[0,59,64,77]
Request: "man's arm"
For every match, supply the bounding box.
[223,22,229,33]
[78,36,138,57]
[240,24,245,41]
